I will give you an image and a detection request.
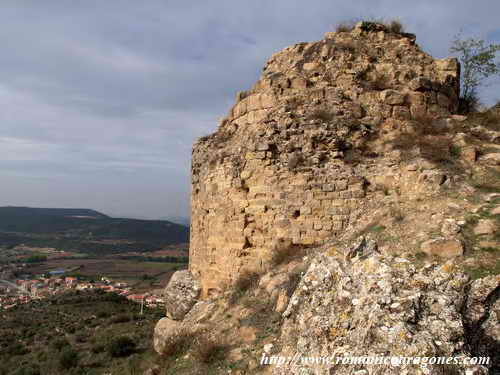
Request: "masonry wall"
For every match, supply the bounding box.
[189,22,460,297]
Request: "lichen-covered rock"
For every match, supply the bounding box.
[273,240,499,374]
[464,275,500,367]
[163,270,201,320]
[153,317,182,354]
[153,299,217,355]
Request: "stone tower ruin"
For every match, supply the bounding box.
[189,22,460,297]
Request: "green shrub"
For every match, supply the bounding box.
[107,336,136,358]
[13,365,40,375]
[59,347,79,369]
[111,313,131,324]
[6,342,29,356]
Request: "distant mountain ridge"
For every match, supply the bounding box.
[0,206,109,219]
[0,206,189,255]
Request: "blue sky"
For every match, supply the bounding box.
[0,1,499,220]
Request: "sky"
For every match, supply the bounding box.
[1,1,499,221]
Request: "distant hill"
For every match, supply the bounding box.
[0,206,189,255]
[161,216,191,226]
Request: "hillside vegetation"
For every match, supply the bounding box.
[0,290,163,375]
[0,207,189,255]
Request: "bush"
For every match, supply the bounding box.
[192,335,227,364]
[387,19,405,34]
[107,336,136,358]
[13,365,40,375]
[6,342,29,356]
[91,343,106,354]
[160,330,195,358]
[458,91,480,114]
[271,244,309,266]
[335,20,356,33]
[59,347,79,370]
[111,313,131,324]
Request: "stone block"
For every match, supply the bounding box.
[163,270,201,321]
[322,184,335,192]
[421,239,464,258]
[291,77,308,89]
[380,90,405,105]
[410,104,427,118]
[260,94,276,108]
[247,94,261,111]
[335,180,348,191]
[393,105,411,120]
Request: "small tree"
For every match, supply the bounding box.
[450,35,500,113]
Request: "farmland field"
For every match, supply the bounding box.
[23,258,185,292]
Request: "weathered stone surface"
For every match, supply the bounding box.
[421,238,464,258]
[153,299,217,355]
[474,220,497,236]
[491,206,500,216]
[482,153,500,165]
[461,145,478,162]
[273,243,498,374]
[441,219,461,237]
[153,317,182,354]
[163,270,201,320]
[189,23,460,296]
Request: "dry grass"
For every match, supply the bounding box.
[335,18,406,34]
[335,20,357,33]
[391,114,457,163]
[387,19,405,34]
[160,329,195,358]
[228,271,260,305]
[270,244,309,267]
[468,108,500,132]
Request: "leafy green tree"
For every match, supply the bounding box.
[450,35,500,113]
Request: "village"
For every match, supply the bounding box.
[0,270,165,310]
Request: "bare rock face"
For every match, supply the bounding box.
[273,242,499,374]
[189,21,460,297]
[163,270,201,320]
[153,300,217,355]
[474,220,497,236]
[153,317,182,354]
[420,238,464,258]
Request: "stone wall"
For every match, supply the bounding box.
[189,22,460,297]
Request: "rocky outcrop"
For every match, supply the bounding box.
[272,240,499,374]
[163,270,201,320]
[189,21,460,297]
